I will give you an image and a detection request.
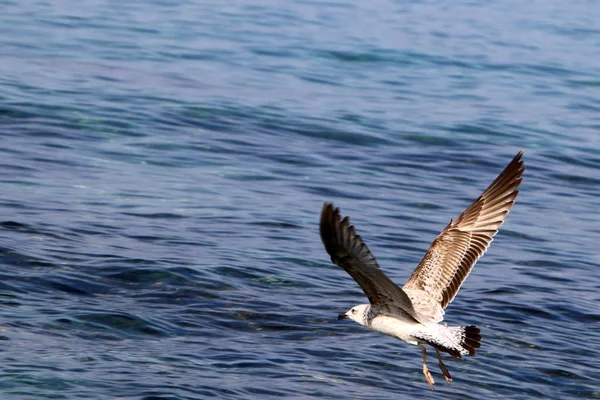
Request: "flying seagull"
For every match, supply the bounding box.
[320,152,524,390]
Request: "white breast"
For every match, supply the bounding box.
[368,315,420,344]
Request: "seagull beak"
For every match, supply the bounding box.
[338,312,349,320]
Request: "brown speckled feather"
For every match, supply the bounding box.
[403,151,525,312]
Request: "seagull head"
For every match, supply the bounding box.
[338,304,370,325]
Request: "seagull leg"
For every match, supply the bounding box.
[418,344,435,390]
[435,347,453,384]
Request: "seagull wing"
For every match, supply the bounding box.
[403,152,524,314]
[320,203,419,321]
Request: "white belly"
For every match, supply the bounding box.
[368,315,420,344]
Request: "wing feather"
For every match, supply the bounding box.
[403,152,525,312]
[320,203,420,321]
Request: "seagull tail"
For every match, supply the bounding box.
[457,325,482,356]
[420,325,482,359]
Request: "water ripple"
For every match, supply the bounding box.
[1,0,600,399]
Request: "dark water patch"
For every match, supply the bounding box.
[250,47,300,59]
[73,312,172,338]
[521,259,567,269]
[550,304,600,324]
[273,119,390,146]
[541,368,586,381]
[0,162,38,172]
[566,78,600,88]
[562,389,600,399]
[213,265,262,281]
[316,49,397,64]
[124,234,179,243]
[0,248,59,270]
[226,310,325,334]
[546,153,600,169]
[69,227,118,237]
[405,201,446,211]
[121,212,186,219]
[477,307,528,326]
[0,290,23,306]
[298,73,344,86]
[244,387,287,397]
[521,269,575,285]
[480,287,521,296]
[404,133,460,147]
[163,238,216,248]
[0,105,39,119]
[134,288,226,308]
[550,173,600,187]
[502,230,548,242]
[505,304,554,320]
[248,220,303,229]
[301,185,375,201]
[487,61,576,78]
[2,273,111,299]
[43,277,111,297]
[0,221,34,231]
[258,151,320,167]
[567,101,600,113]
[103,266,204,286]
[446,123,514,139]
[170,105,254,133]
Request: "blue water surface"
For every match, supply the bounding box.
[1,0,599,399]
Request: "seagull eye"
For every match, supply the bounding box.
[352,309,357,314]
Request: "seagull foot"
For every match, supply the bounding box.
[438,360,453,384]
[443,373,453,384]
[423,366,435,390]
[435,347,453,384]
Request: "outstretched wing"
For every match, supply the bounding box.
[320,203,419,321]
[403,152,524,313]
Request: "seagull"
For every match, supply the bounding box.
[320,152,524,390]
